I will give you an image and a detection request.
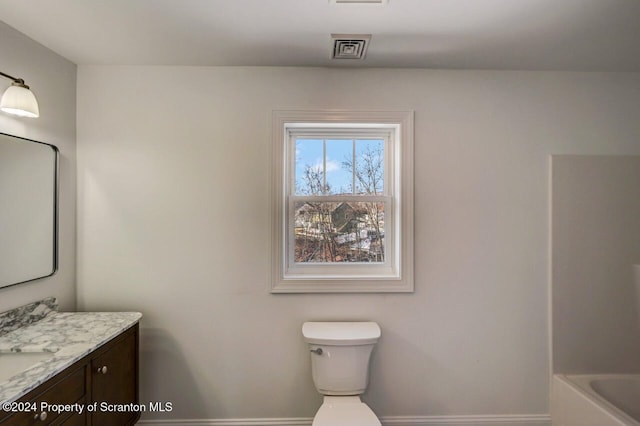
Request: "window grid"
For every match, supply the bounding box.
[292,137,386,196]
[287,130,393,268]
[271,110,414,293]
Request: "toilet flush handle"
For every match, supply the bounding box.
[310,347,323,355]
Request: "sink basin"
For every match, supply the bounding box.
[0,352,54,383]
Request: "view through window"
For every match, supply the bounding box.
[293,137,386,264]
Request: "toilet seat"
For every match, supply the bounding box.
[312,396,381,426]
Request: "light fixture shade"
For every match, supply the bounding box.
[1,83,40,118]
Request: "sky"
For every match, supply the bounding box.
[295,138,383,195]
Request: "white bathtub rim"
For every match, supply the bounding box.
[557,374,640,426]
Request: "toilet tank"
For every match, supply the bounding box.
[302,322,381,396]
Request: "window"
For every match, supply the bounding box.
[271,111,414,293]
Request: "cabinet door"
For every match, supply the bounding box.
[53,398,86,426]
[90,329,138,426]
[57,408,86,426]
[0,366,85,426]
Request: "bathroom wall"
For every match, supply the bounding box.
[76,67,640,421]
[0,21,77,312]
[552,155,640,374]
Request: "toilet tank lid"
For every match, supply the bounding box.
[302,322,381,345]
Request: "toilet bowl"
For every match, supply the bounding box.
[313,396,380,426]
[302,322,381,426]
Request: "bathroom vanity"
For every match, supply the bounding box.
[0,299,141,425]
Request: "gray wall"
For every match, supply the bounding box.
[75,67,640,420]
[0,21,77,312]
[552,155,640,374]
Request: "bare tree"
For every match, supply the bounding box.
[294,144,386,263]
[342,145,385,261]
[299,166,327,196]
[347,145,384,196]
[295,165,337,262]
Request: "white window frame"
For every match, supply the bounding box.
[271,110,414,293]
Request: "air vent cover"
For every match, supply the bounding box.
[331,34,371,60]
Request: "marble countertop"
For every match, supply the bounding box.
[0,311,141,404]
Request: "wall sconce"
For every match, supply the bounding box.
[0,71,40,118]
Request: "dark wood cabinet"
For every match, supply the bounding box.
[0,324,139,426]
[90,329,137,426]
[0,367,85,426]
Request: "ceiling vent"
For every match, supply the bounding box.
[331,34,371,60]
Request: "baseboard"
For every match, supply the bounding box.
[137,420,312,426]
[137,413,551,426]
[382,415,550,425]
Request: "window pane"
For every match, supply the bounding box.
[355,139,384,195]
[294,201,385,263]
[295,139,324,195]
[326,139,354,195]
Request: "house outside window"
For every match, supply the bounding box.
[271,110,414,293]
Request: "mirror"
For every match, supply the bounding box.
[0,132,58,289]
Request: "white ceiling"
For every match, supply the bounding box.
[1,0,639,71]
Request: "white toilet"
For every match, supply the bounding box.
[302,321,382,426]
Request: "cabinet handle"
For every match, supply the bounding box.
[96,365,108,374]
[33,411,47,421]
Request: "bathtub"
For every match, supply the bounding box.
[552,374,640,425]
